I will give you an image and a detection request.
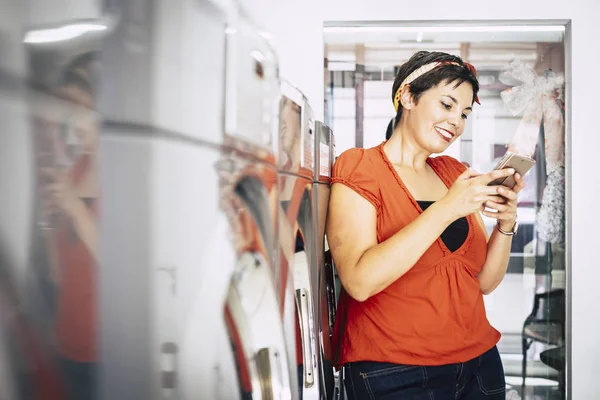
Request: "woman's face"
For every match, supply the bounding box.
[405,79,474,154]
[57,82,98,155]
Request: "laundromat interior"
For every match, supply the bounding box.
[0,0,599,399]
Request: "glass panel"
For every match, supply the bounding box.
[325,23,568,400]
[326,83,356,154]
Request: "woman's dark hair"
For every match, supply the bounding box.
[385,118,395,140]
[386,51,479,140]
[58,51,99,94]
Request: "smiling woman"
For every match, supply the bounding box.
[385,51,479,141]
[326,50,524,399]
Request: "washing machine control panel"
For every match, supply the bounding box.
[278,81,314,176]
[314,121,333,181]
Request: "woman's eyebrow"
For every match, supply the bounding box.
[442,94,472,111]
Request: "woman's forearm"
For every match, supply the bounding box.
[350,202,455,301]
[68,198,99,260]
[478,224,514,294]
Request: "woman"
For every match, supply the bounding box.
[35,51,100,400]
[326,51,525,399]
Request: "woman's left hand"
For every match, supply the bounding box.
[482,173,526,231]
[41,167,78,216]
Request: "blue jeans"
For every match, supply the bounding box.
[59,358,98,400]
[344,346,505,400]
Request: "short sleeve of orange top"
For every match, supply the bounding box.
[330,143,500,367]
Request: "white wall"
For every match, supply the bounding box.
[26,0,101,25]
[241,0,600,397]
[0,0,32,290]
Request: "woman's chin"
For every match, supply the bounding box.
[427,141,451,154]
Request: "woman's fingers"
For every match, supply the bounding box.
[512,173,526,193]
[477,186,505,196]
[474,168,515,185]
[41,167,60,182]
[482,209,502,219]
[44,183,60,197]
[496,186,518,201]
[457,167,482,181]
[484,200,510,213]
[482,208,515,220]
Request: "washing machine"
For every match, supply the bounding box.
[100,0,291,399]
[213,5,295,398]
[0,0,107,399]
[312,121,341,400]
[2,0,295,398]
[278,82,321,399]
[4,0,293,399]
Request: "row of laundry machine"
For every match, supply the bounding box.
[0,0,342,399]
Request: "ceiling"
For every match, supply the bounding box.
[323,23,566,45]
[324,24,565,71]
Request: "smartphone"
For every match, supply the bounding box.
[488,152,536,188]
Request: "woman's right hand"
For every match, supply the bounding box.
[440,168,516,220]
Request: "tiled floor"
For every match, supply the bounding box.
[488,272,565,400]
[506,380,562,400]
[502,344,563,400]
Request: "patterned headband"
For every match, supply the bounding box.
[393,61,480,112]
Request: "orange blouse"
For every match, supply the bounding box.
[331,142,500,367]
[55,154,97,363]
